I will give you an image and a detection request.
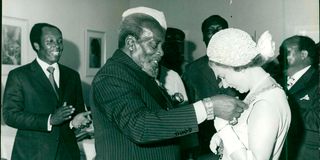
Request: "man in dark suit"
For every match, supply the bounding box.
[278,35,319,160]
[91,7,247,160]
[3,23,91,160]
[181,15,241,159]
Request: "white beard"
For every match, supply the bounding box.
[141,60,159,78]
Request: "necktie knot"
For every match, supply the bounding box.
[287,76,295,88]
[47,66,55,74]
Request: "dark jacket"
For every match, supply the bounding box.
[285,66,320,160]
[91,49,199,160]
[3,60,85,160]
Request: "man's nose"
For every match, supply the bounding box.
[51,42,63,49]
[157,48,164,57]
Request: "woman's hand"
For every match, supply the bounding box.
[210,133,222,154]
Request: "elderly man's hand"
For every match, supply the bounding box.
[71,111,92,129]
[209,95,248,121]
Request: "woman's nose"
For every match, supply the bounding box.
[219,80,229,88]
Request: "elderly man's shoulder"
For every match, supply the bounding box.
[93,57,131,83]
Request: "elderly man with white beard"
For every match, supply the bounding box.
[91,6,247,160]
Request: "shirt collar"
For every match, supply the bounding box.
[36,57,59,73]
[289,65,311,81]
[287,65,311,88]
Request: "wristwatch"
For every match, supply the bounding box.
[202,97,215,120]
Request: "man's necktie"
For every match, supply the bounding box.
[47,66,59,99]
[287,76,295,90]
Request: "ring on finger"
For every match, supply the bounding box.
[229,117,238,125]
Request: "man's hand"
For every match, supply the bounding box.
[71,111,92,129]
[207,95,248,121]
[50,102,75,125]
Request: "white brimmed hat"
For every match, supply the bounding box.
[122,6,167,29]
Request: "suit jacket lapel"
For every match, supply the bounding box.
[58,64,66,102]
[113,50,173,109]
[289,67,318,94]
[30,60,59,101]
[141,72,174,109]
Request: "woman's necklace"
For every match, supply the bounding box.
[243,74,282,105]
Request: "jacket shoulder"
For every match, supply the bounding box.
[8,62,34,75]
[59,64,80,76]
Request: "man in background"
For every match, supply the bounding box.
[158,27,189,105]
[182,15,241,159]
[278,35,319,160]
[91,7,247,160]
[3,23,91,160]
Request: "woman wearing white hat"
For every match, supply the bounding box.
[208,28,291,160]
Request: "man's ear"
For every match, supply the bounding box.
[33,42,40,51]
[301,50,309,60]
[125,36,137,52]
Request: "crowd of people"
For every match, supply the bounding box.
[3,6,319,160]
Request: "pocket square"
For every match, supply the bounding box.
[299,94,310,101]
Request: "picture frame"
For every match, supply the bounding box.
[2,16,29,75]
[85,29,106,76]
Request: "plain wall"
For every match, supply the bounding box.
[1,0,319,104]
[130,0,319,61]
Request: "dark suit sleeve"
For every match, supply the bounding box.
[3,71,49,131]
[74,72,85,113]
[93,70,199,144]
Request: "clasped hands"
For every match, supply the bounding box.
[50,102,92,129]
[203,95,247,123]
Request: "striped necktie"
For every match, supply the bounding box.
[47,66,59,99]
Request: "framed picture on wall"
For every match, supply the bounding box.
[85,29,106,76]
[2,16,29,75]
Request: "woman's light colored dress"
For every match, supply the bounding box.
[217,79,291,160]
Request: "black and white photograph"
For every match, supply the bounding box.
[1,1,319,160]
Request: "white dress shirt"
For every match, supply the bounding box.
[36,57,60,131]
[36,57,60,87]
[287,65,311,90]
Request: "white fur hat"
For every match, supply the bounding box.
[122,6,167,29]
[207,28,258,67]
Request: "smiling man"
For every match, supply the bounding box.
[3,23,91,160]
